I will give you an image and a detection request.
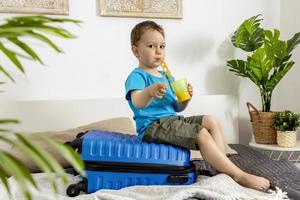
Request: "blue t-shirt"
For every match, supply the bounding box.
[125,67,177,139]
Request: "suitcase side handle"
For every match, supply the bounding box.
[65,131,87,153]
[167,175,189,184]
[65,138,82,153]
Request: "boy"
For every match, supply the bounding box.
[125,20,270,191]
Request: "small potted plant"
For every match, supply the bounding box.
[274,111,300,147]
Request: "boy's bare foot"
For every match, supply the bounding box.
[234,172,270,191]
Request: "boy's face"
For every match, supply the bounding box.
[132,29,165,69]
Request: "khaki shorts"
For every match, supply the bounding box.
[142,115,204,150]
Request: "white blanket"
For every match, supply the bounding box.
[1,173,288,200]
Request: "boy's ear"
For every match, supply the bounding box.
[131,45,139,58]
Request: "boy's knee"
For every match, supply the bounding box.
[196,128,210,142]
[204,115,220,129]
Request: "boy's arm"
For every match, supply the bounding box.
[175,100,190,112]
[131,83,167,109]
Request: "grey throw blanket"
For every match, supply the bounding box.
[194,144,300,200]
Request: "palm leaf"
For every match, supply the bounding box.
[0,15,83,200]
[0,42,25,73]
[24,31,62,52]
[39,134,85,176]
[0,65,14,82]
[0,119,19,124]
[0,168,10,198]
[0,15,81,81]
[8,37,44,64]
[6,15,81,26]
[16,134,68,191]
[1,26,75,39]
[0,151,37,200]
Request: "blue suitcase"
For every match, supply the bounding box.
[66,130,196,197]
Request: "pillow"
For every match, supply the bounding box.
[9,117,136,172]
[190,144,237,160]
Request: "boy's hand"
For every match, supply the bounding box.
[150,83,167,99]
[187,83,193,97]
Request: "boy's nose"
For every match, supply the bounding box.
[155,48,162,54]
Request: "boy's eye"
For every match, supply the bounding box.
[160,45,165,49]
[148,44,154,48]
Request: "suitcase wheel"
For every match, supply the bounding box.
[66,184,80,197]
[66,180,86,197]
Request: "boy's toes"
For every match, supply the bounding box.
[261,182,270,192]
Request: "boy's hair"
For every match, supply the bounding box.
[131,20,165,46]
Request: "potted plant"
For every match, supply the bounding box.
[274,111,300,147]
[227,14,300,144]
[0,15,84,200]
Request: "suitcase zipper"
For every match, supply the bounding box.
[84,161,195,174]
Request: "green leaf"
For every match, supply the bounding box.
[0,15,80,83]
[274,111,300,131]
[0,42,25,73]
[24,31,62,52]
[0,168,10,198]
[231,14,264,52]
[8,37,44,64]
[35,25,76,38]
[0,65,15,82]
[0,151,37,200]
[227,59,260,87]
[266,61,294,91]
[264,29,287,59]
[0,119,19,124]
[0,135,15,145]
[15,134,68,191]
[0,128,12,132]
[249,48,274,82]
[0,26,75,39]
[0,15,83,200]
[273,29,280,40]
[227,14,300,111]
[287,32,300,54]
[6,15,81,26]
[227,59,248,77]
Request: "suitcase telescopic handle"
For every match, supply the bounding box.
[167,175,189,184]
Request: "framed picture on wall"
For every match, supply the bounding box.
[98,0,182,19]
[0,0,69,15]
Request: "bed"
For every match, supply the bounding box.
[0,95,298,200]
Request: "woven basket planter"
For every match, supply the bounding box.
[277,131,297,147]
[246,102,277,144]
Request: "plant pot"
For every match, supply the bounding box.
[277,131,297,148]
[246,102,277,144]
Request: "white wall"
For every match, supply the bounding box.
[275,0,300,140]
[275,0,300,112]
[0,0,281,144]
